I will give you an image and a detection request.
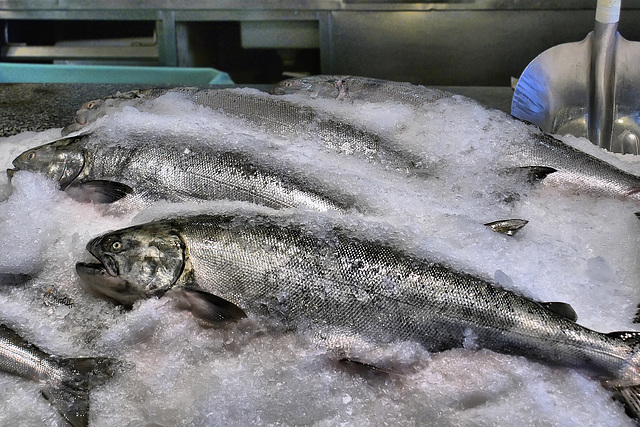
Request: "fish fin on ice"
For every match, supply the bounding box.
[168,287,247,324]
[338,357,398,380]
[42,357,115,427]
[64,180,133,204]
[484,219,529,236]
[611,386,640,421]
[539,302,577,322]
[522,166,557,182]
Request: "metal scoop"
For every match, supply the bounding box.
[511,0,640,155]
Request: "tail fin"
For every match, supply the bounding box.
[612,386,640,420]
[41,357,115,427]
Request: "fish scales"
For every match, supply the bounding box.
[0,324,114,427]
[64,88,419,169]
[0,324,64,382]
[81,213,640,386]
[514,132,640,200]
[11,134,350,212]
[169,89,384,158]
[179,216,632,373]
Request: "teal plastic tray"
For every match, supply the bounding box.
[0,63,234,84]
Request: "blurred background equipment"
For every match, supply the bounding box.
[2,1,640,86]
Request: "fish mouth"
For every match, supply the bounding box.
[75,262,139,306]
[75,262,121,292]
[96,254,118,277]
[85,241,119,277]
[6,168,17,179]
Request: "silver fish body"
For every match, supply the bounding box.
[78,213,640,390]
[271,75,453,106]
[9,134,353,212]
[62,88,419,169]
[512,130,640,202]
[0,323,113,427]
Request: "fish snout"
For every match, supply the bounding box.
[85,239,119,276]
[75,262,140,306]
[6,168,17,179]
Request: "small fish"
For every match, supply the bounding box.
[76,211,640,416]
[0,323,114,427]
[271,75,453,106]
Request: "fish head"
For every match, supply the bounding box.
[61,99,105,136]
[79,222,186,305]
[9,136,86,189]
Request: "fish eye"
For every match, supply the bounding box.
[111,241,122,252]
[26,151,36,161]
[87,102,97,109]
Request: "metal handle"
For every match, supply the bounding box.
[589,0,621,151]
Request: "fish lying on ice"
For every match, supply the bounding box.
[0,323,114,427]
[273,74,640,203]
[6,133,529,235]
[66,80,640,204]
[7,133,354,213]
[508,129,640,202]
[76,211,640,415]
[61,88,421,171]
[271,75,454,105]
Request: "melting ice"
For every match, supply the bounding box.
[0,88,639,426]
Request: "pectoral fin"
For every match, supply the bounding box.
[64,180,133,204]
[540,302,577,322]
[521,166,557,182]
[484,219,529,236]
[167,288,247,324]
[338,358,398,380]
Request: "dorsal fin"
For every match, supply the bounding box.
[607,331,640,343]
[65,180,133,204]
[540,302,577,322]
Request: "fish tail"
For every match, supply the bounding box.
[41,357,115,427]
[612,386,640,420]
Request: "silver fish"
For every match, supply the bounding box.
[271,76,640,202]
[61,88,420,170]
[0,323,114,427]
[510,130,640,202]
[76,212,640,415]
[7,133,529,236]
[271,75,453,106]
[7,134,353,212]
